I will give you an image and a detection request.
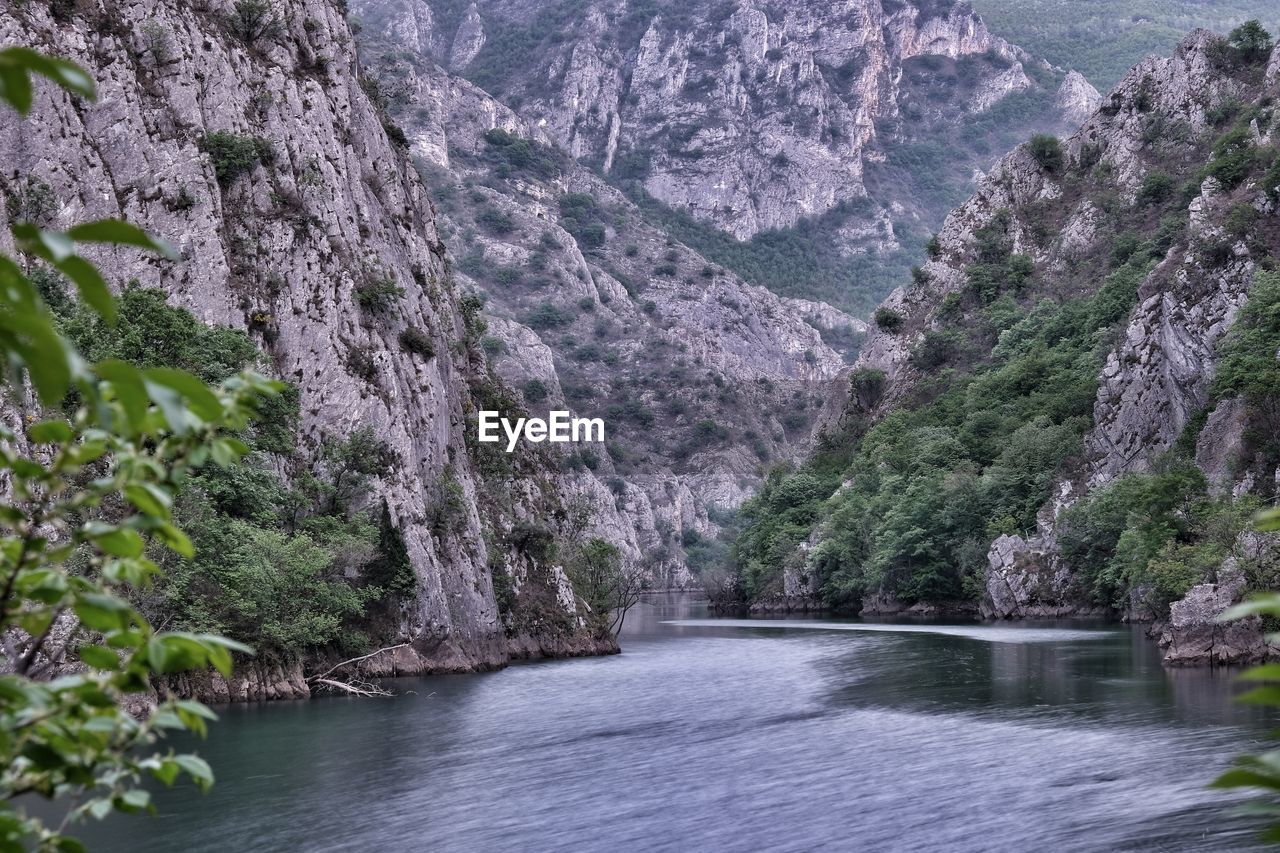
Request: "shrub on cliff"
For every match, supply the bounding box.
[1028,133,1064,173]
[874,306,904,333]
[228,0,283,46]
[199,130,274,186]
[1228,20,1274,65]
[398,326,435,359]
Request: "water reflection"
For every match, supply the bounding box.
[89,595,1275,853]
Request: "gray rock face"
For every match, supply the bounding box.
[447,3,485,70]
[362,0,1078,251]
[1160,554,1278,666]
[1196,397,1250,497]
[356,43,862,586]
[0,0,614,685]
[1054,70,1103,127]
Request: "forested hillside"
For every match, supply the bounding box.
[0,0,630,700]
[973,0,1280,89]
[726,24,1280,663]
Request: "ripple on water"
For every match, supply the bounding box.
[662,618,1119,644]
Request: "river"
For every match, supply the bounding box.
[92,596,1274,852]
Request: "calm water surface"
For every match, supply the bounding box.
[91,597,1275,852]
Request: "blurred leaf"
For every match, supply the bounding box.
[27,419,72,444]
[67,220,175,258]
[0,47,94,114]
[144,367,223,421]
[76,645,119,671]
[1219,594,1280,623]
[54,254,115,324]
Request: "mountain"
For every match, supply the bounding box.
[354,0,1099,313]
[352,11,869,592]
[0,0,623,695]
[728,27,1280,664]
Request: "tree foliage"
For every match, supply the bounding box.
[0,46,278,851]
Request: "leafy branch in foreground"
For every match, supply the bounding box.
[1210,506,1280,842]
[0,46,278,851]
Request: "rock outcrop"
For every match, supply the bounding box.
[1160,538,1280,666]
[355,35,864,586]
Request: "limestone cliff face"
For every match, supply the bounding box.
[0,0,616,688]
[355,44,863,587]
[849,31,1280,660]
[359,0,1090,253]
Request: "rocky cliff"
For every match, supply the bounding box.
[851,30,1280,659]
[0,0,620,694]
[357,0,1098,311]
[353,31,863,589]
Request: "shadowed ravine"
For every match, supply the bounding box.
[95,597,1272,852]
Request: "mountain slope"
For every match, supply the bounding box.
[727,27,1280,662]
[355,32,863,588]
[356,0,1099,313]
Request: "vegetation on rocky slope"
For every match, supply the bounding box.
[727,24,1280,617]
[973,0,1280,89]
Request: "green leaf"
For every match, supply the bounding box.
[175,700,218,722]
[116,789,151,813]
[1239,664,1280,682]
[192,634,252,677]
[67,220,176,258]
[1236,685,1280,707]
[27,419,72,444]
[0,62,33,113]
[13,223,74,261]
[54,836,87,853]
[173,754,214,791]
[143,367,223,422]
[89,526,144,558]
[0,48,95,114]
[77,645,119,670]
[154,522,194,558]
[72,592,133,632]
[151,759,180,786]
[96,359,148,431]
[54,254,115,324]
[86,798,113,821]
[1256,507,1280,533]
[81,715,122,734]
[124,483,172,519]
[1219,594,1280,623]
[1212,767,1280,790]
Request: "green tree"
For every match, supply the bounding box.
[1228,20,1274,65]
[0,47,277,850]
[566,537,643,635]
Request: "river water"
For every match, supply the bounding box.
[92,596,1274,852]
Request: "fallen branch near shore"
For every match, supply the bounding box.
[305,642,412,697]
[309,677,392,697]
